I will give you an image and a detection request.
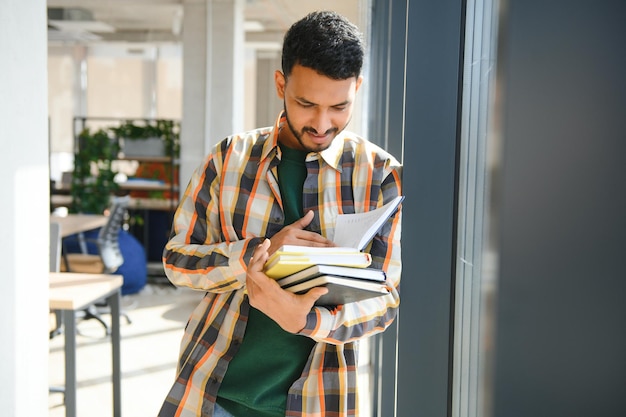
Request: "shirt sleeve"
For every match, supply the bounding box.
[162,149,264,292]
[298,163,403,344]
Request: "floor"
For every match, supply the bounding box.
[48,275,373,417]
[48,278,205,417]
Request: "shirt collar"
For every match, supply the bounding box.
[260,112,283,162]
[261,111,344,172]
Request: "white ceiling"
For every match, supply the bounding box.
[47,0,363,45]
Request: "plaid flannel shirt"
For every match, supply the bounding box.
[159,113,402,417]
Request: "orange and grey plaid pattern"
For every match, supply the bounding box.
[159,113,402,417]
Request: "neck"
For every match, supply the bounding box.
[278,125,304,151]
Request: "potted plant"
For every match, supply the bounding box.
[70,118,180,213]
[110,119,180,159]
[70,128,120,214]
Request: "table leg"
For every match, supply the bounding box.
[108,290,122,417]
[63,310,77,417]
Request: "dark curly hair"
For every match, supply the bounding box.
[281,11,364,80]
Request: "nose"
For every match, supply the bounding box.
[310,109,333,135]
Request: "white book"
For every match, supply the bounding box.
[333,195,404,250]
[277,264,386,288]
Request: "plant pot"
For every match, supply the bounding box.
[122,137,165,157]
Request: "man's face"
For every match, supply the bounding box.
[275,64,362,152]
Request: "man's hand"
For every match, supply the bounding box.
[246,239,328,333]
[267,210,335,255]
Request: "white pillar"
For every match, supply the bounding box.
[255,50,283,128]
[181,0,244,188]
[0,0,50,415]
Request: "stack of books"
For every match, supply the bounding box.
[276,264,388,306]
[264,196,403,306]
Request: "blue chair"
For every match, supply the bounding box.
[62,196,145,333]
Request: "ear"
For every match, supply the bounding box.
[355,75,364,93]
[274,70,286,100]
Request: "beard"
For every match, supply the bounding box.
[283,105,347,153]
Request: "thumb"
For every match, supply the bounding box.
[303,286,329,304]
[291,210,315,229]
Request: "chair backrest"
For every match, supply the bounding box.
[97,195,130,273]
[50,222,62,273]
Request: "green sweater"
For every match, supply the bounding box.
[216,145,315,417]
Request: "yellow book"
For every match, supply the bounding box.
[264,247,372,279]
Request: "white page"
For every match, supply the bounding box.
[333,196,404,250]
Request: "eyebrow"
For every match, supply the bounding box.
[295,96,351,107]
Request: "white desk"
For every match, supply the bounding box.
[50,272,123,417]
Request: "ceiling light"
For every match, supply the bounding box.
[48,7,115,33]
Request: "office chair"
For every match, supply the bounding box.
[62,195,132,334]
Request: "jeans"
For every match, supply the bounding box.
[213,403,235,417]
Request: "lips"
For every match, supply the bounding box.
[303,127,337,145]
[306,131,330,144]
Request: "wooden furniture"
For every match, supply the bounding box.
[51,194,178,212]
[51,214,108,238]
[60,197,128,276]
[53,198,131,335]
[51,212,109,280]
[49,272,123,417]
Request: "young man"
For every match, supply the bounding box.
[159,11,402,417]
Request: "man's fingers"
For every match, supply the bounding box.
[285,228,333,244]
[302,237,336,247]
[291,210,315,229]
[267,211,335,254]
[303,286,329,303]
[258,238,271,252]
[250,239,271,270]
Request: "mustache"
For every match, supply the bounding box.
[302,126,339,136]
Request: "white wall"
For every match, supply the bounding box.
[0,0,50,415]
